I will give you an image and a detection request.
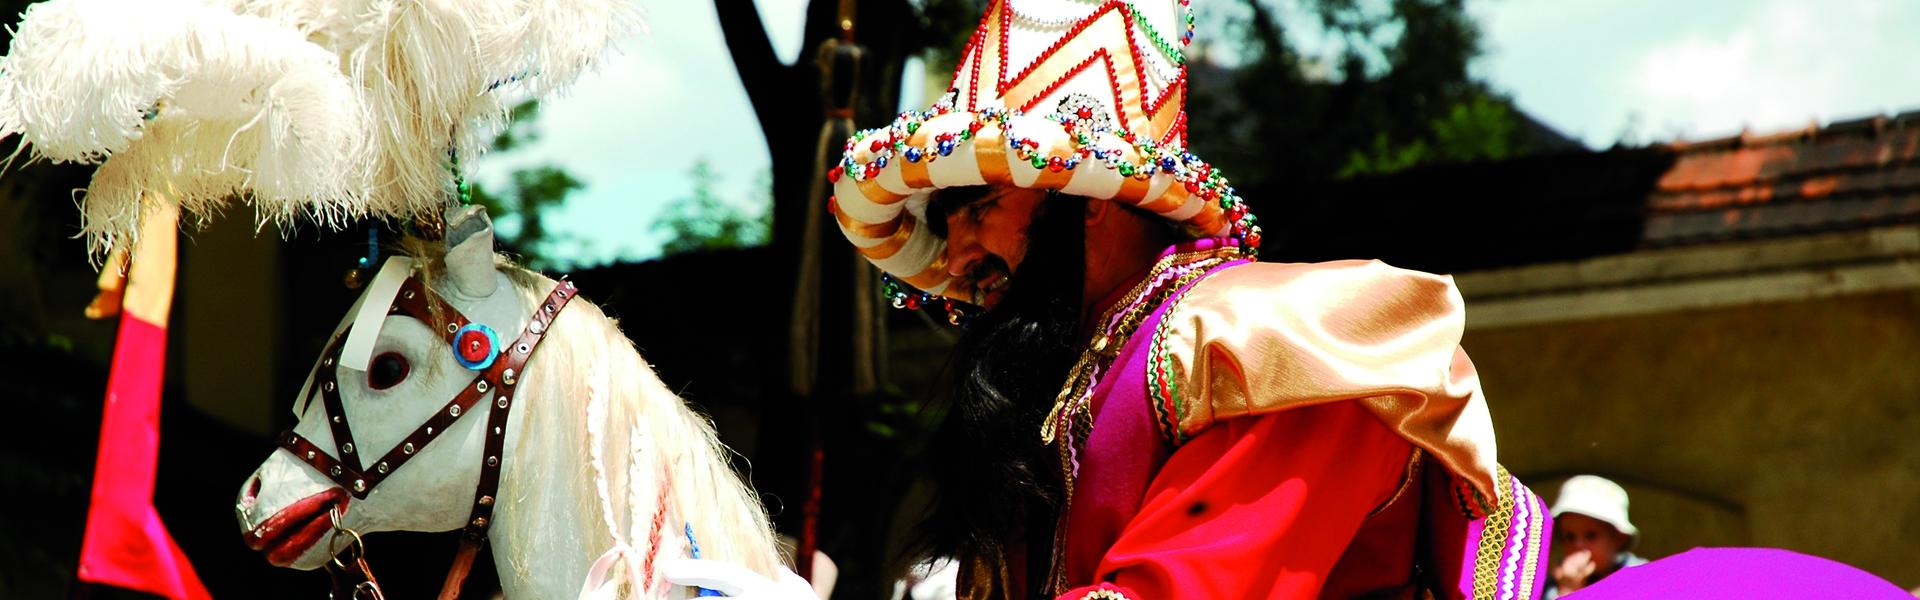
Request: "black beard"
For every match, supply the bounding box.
[914,194,1086,579]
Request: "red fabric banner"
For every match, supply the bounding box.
[76,314,211,600]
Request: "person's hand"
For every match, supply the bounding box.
[660,558,818,599]
[1553,549,1598,593]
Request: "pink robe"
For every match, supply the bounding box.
[1029,240,1550,600]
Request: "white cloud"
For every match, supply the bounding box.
[1627,0,1920,141]
[1479,0,1920,147]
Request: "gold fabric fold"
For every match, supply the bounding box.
[1156,260,1501,500]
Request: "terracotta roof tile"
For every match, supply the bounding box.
[1641,116,1920,245]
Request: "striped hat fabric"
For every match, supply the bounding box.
[829,0,1260,305]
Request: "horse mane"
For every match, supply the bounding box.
[403,241,783,593]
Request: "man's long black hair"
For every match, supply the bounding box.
[915,191,1088,574]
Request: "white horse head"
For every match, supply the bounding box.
[235,208,783,597]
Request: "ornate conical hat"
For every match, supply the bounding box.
[830,0,1259,304]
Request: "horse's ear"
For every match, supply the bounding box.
[444,204,498,297]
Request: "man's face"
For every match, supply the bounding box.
[940,186,1048,309]
[1553,512,1630,571]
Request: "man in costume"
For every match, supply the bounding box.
[817,1,1552,598]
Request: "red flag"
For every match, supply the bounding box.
[76,202,212,600]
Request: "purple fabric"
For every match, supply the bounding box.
[1059,239,1245,585]
[1522,482,1553,600]
[1058,299,1165,585]
[1577,548,1910,599]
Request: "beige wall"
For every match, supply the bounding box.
[1464,289,1920,586]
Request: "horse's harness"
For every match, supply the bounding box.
[277,275,578,599]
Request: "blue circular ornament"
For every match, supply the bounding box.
[452,323,501,371]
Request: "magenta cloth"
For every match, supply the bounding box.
[77,316,211,600]
[1057,238,1553,598]
[1578,547,1908,599]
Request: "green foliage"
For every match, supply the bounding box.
[1186,0,1535,193]
[652,159,772,256]
[469,100,582,269]
[1340,92,1518,177]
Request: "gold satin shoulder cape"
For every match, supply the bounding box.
[1146,259,1502,500]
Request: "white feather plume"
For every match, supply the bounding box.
[226,0,646,226]
[2,0,643,258]
[2,0,373,257]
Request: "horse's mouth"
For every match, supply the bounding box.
[243,487,349,567]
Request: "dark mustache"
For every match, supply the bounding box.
[967,254,1012,287]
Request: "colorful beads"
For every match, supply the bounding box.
[836,83,1264,262]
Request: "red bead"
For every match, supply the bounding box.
[904,295,923,310]
[828,166,843,183]
[1227,204,1247,222]
[1077,107,1094,119]
[458,330,491,363]
[1047,156,1065,172]
[1184,180,1200,194]
[869,139,885,152]
[864,162,878,178]
[1246,228,1263,248]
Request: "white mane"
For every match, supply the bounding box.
[482,262,784,594]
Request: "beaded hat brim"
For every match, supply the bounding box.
[828,0,1261,307]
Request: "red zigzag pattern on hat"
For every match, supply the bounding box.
[956,0,1187,145]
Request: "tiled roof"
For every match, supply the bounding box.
[1260,109,1920,274]
[1644,112,1920,246]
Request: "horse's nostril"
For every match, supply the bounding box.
[246,474,262,502]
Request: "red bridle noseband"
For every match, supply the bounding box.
[277,275,577,599]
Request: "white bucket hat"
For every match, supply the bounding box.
[1550,475,1639,541]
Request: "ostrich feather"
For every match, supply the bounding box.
[2,0,642,257]
[1,0,373,257]
[226,0,646,226]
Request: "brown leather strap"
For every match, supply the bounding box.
[284,332,499,498]
[440,279,577,598]
[314,334,362,472]
[325,533,386,600]
[436,538,484,600]
[459,279,576,539]
[393,277,471,344]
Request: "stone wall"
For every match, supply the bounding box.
[1463,285,1920,585]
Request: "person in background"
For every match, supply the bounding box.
[1548,475,1649,597]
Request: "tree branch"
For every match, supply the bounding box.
[714,0,789,120]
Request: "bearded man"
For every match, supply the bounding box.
[827,0,1553,597]
[671,1,1551,598]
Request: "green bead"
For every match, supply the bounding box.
[907,122,920,134]
[1031,155,1047,169]
[1118,163,1135,176]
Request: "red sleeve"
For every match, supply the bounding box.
[1057,401,1414,600]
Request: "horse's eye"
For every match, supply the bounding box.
[368,352,410,390]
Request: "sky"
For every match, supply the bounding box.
[475,0,1920,267]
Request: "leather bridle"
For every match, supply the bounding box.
[277,275,578,599]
